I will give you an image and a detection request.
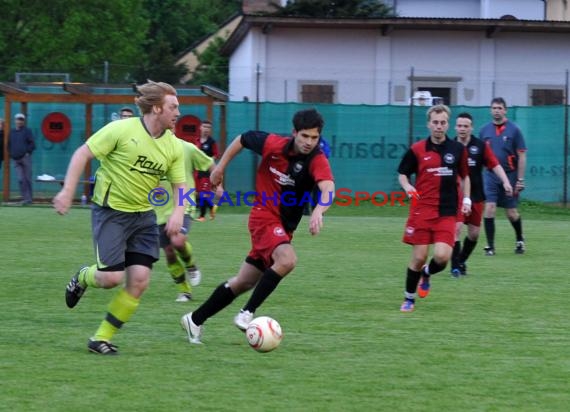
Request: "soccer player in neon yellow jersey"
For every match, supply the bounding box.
[155,139,218,302]
[53,80,187,355]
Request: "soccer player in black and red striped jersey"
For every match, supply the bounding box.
[181,108,334,344]
[451,112,512,276]
[397,105,471,313]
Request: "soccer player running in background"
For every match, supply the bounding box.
[479,97,527,255]
[398,105,471,313]
[195,120,220,221]
[451,112,513,276]
[181,108,335,344]
[53,80,187,355]
[155,139,218,302]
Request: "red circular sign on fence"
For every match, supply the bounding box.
[175,114,201,143]
[42,112,72,143]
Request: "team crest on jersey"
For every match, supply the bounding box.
[443,153,455,164]
[293,162,303,173]
[274,226,286,236]
[469,145,479,154]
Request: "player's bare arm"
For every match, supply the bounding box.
[210,135,244,186]
[165,182,187,237]
[309,179,335,236]
[492,164,513,196]
[515,151,527,194]
[398,174,419,199]
[53,144,95,215]
[461,175,472,215]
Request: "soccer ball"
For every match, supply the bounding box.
[245,316,283,353]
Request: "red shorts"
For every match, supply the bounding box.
[402,213,456,247]
[247,209,293,269]
[456,201,483,227]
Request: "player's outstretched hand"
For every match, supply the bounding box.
[165,214,183,238]
[515,180,525,194]
[210,166,223,186]
[503,181,514,197]
[309,211,324,236]
[53,190,73,215]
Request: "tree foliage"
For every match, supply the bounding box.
[132,0,240,84]
[190,37,229,90]
[0,0,148,83]
[0,0,240,85]
[272,0,396,18]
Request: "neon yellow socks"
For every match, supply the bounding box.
[168,260,191,293]
[78,265,98,288]
[93,288,140,342]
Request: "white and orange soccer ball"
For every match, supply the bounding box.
[245,316,283,352]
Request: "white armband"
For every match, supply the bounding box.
[462,197,472,207]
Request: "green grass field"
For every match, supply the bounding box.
[1,203,569,412]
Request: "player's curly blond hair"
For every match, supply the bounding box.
[135,80,177,115]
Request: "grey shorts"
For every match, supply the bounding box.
[484,171,518,208]
[158,214,192,248]
[91,204,159,268]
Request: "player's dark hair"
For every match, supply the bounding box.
[292,108,324,132]
[120,107,134,114]
[491,97,507,108]
[456,112,473,122]
[201,119,212,125]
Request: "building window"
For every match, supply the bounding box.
[412,85,457,105]
[299,83,336,103]
[407,76,461,105]
[530,88,564,106]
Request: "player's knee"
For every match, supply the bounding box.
[170,234,187,249]
[272,245,297,272]
[469,227,481,239]
[277,253,297,273]
[100,271,125,288]
[229,276,257,293]
[433,248,452,265]
[133,276,151,293]
[506,209,519,221]
[162,245,176,261]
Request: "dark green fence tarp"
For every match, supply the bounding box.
[1,99,568,203]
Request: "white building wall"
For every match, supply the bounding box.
[229,33,256,101]
[483,0,544,19]
[388,30,483,104]
[390,0,544,19]
[228,26,570,106]
[229,28,269,102]
[394,0,481,18]
[493,33,569,104]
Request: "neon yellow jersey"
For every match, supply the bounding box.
[87,118,186,212]
[155,140,214,224]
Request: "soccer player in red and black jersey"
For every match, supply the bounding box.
[181,108,335,344]
[195,120,220,221]
[397,105,471,313]
[451,112,513,276]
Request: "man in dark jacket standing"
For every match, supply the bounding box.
[0,118,5,171]
[8,113,35,204]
